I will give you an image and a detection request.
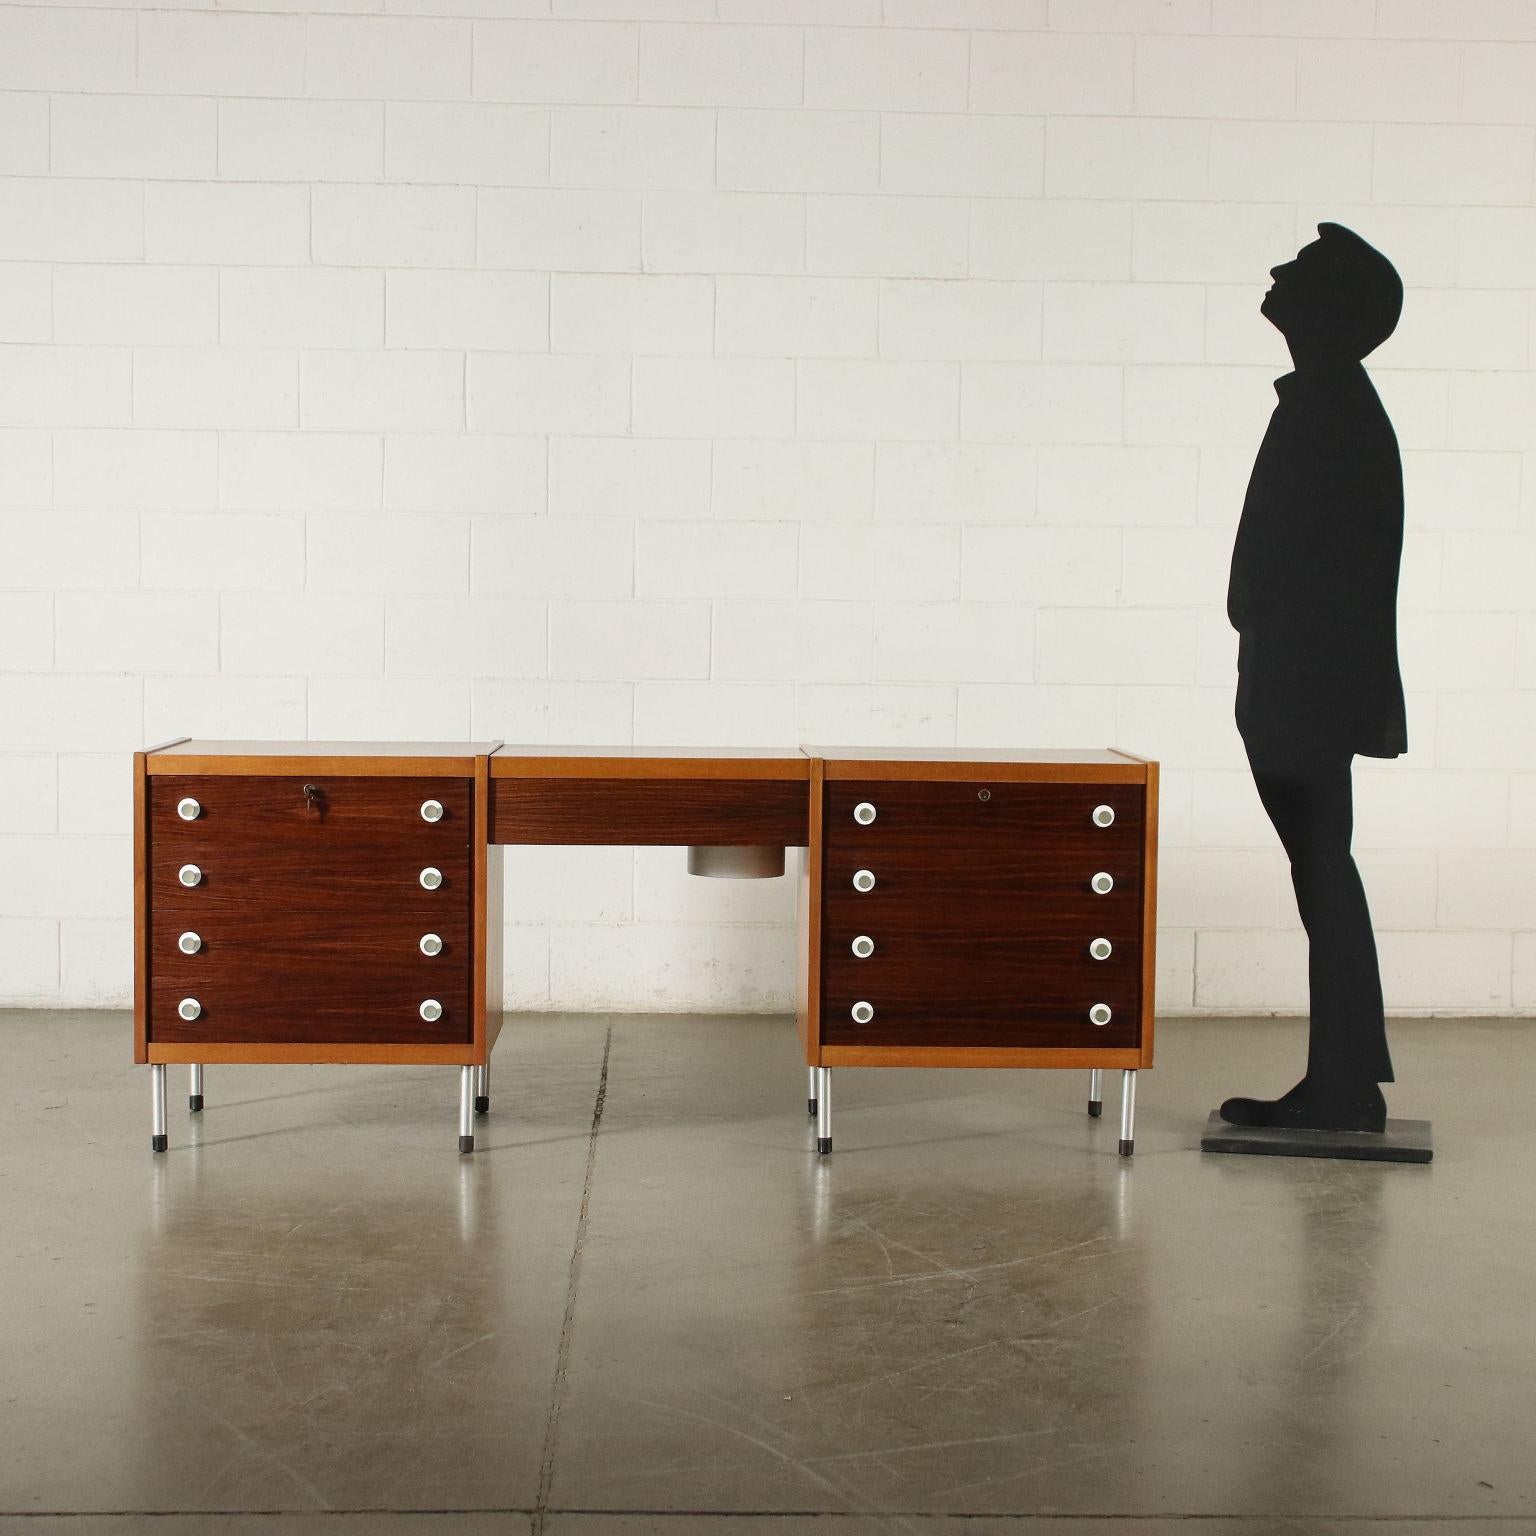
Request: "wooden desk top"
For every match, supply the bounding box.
[811,746,1153,783]
[144,741,502,775]
[808,746,1145,764]
[143,742,1153,784]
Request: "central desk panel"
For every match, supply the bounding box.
[488,747,811,846]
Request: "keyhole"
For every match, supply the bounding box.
[978,788,991,802]
[303,783,326,816]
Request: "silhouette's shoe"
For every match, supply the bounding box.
[1219,1079,1387,1134]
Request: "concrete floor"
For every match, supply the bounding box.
[1,1013,1533,1536]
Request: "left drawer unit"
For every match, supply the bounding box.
[133,741,504,1153]
[147,773,471,1046]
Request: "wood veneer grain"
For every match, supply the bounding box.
[147,773,473,1049]
[1139,759,1159,1067]
[489,777,809,845]
[819,778,1145,1052]
[795,761,824,1067]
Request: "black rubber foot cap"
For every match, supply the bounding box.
[1088,1101,1102,1118]
[817,1137,832,1155]
[1119,1139,1134,1157]
[189,1095,203,1113]
[459,1134,474,1155]
[808,1098,817,1117]
[151,1134,168,1153]
[475,1096,489,1115]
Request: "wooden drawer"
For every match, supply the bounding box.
[147,775,473,1046]
[820,779,1145,1051]
[490,777,808,846]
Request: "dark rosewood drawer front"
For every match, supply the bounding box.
[821,780,1144,1050]
[150,776,471,857]
[148,775,472,1045]
[491,777,808,845]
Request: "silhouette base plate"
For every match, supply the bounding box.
[1200,1111,1433,1163]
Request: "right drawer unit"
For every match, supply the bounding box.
[820,778,1146,1052]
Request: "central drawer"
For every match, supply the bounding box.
[820,779,1145,1050]
[148,774,473,1046]
[490,777,809,845]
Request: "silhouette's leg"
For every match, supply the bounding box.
[1268,757,1392,1093]
[808,1063,818,1118]
[1295,760,1393,1091]
[1088,1068,1103,1118]
[815,1067,831,1155]
[189,1064,204,1113]
[1119,1070,1137,1157]
[475,1062,489,1116]
[1223,746,1389,1131]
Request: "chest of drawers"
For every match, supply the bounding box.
[798,748,1158,1154]
[134,741,503,1151]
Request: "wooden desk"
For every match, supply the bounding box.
[134,742,1157,1158]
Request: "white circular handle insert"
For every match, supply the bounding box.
[853,801,877,825]
[1092,804,1115,828]
[420,933,443,957]
[178,863,202,888]
[419,866,443,891]
[1089,1003,1112,1027]
[852,868,876,892]
[178,931,202,955]
[851,934,875,959]
[177,997,202,1021]
[1090,871,1114,895]
[419,998,443,1023]
[177,797,201,821]
[1089,937,1112,961]
[851,1000,874,1024]
[420,799,445,823]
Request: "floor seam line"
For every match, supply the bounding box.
[531,1023,613,1536]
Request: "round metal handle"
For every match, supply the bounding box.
[853,801,877,825]
[851,934,875,959]
[419,866,443,891]
[178,863,202,888]
[420,799,445,823]
[176,797,201,822]
[1092,804,1115,828]
[1089,1003,1112,1027]
[177,997,202,1021]
[420,933,443,957]
[1090,871,1114,895]
[851,1000,874,1024]
[178,931,202,955]
[852,868,876,892]
[1089,937,1112,961]
[420,998,443,1022]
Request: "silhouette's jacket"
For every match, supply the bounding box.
[1219,224,1406,1136]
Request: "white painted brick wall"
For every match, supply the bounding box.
[3,0,1533,1019]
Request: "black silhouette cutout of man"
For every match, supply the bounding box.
[1220,223,1406,1135]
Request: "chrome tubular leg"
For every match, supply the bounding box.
[189,1064,204,1114]
[815,1067,832,1156]
[1088,1067,1103,1118]
[458,1066,475,1155]
[151,1066,168,1153]
[474,1062,489,1116]
[807,1063,818,1118]
[1119,1069,1137,1158]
